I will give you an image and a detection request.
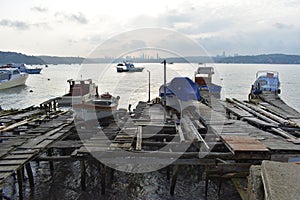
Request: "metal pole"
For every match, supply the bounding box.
[147,70,150,103]
[163,60,167,122]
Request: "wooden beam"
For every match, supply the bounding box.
[136,126,142,151]
[175,123,185,143]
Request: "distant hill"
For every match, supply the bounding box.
[214,54,300,64]
[0,51,45,65]
[38,56,85,65]
[1,51,300,65]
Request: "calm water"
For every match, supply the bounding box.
[1,63,300,199]
[1,63,300,111]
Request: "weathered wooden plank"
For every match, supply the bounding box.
[0,172,12,180]
[11,150,38,155]
[34,140,54,149]
[0,159,27,166]
[4,154,33,160]
[0,165,19,172]
[221,136,269,154]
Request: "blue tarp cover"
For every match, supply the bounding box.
[160,77,201,101]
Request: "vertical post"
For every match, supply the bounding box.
[166,166,170,181]
[163,60,167,123]
[80,160,86,190]
[147,70,151,103]
[170,165,179,196]
[17,169,23,200]
[47,149,54,171]
[101,164,106,195]
[25,162,34,189]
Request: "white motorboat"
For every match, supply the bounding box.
[116,61,144,72]
[0,68,28,90]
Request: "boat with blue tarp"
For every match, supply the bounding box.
[249,71,280,100]
[159,77,201,112]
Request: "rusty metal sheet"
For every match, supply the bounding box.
[221,135,269,154]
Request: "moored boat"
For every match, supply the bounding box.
[2,63,42,74]
[249,71,280,100]
[194,66,222,99]
[72,92,120,121]
[57,79,97,106]
[159,77,201,112]
[116,61,144,72]
[0,68,28,90]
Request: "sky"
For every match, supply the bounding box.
[0,0,300,57]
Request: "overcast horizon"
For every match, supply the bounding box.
[1,0,299,57]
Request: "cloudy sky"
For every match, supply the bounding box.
[0,0,299,57]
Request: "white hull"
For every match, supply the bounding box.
[75,107,117,121]
[0,74,28,90]
[57,94,92,106]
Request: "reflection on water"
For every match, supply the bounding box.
[2,160,241,200]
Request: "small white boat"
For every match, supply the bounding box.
[57,79,97,106]
[249,71,281,100]
[73,92,120,121]
[116,61,144,72]
[0,68,28,90]
[194,66,222,98]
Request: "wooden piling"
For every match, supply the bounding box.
[47,149,54,171]
[80,160,86,190]
[17,169,23,200]
[100,164,106,195]
[25,162,34,189]
[170,165,179,196]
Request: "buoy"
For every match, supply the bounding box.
[29,90,33,92]
[48,78,50,81]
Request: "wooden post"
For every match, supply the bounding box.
[170,165,179,196]
[101,164,106,195]
[80,160,86,190]
[47,149,54,171]
[166,166,170,181]
[25,162,34,189]
[163,60,167,123]
[17,169,23,200]
[205,165,209,197]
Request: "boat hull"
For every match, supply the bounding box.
[73,103,118,121]
[26,68,42,74]
[0,74,28,90]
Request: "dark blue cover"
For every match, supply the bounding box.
[160,77,201,101]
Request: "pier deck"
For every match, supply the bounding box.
[0,107,74,198]
[1,92,300,199]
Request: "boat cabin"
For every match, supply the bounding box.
[0,68,22,81]
[252,71,280,94]
[67,79,95,96]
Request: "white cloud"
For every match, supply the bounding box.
[0,0,300,56]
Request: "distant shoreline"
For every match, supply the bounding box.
[1,51,300,65]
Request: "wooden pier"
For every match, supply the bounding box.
[1,92,300,199]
